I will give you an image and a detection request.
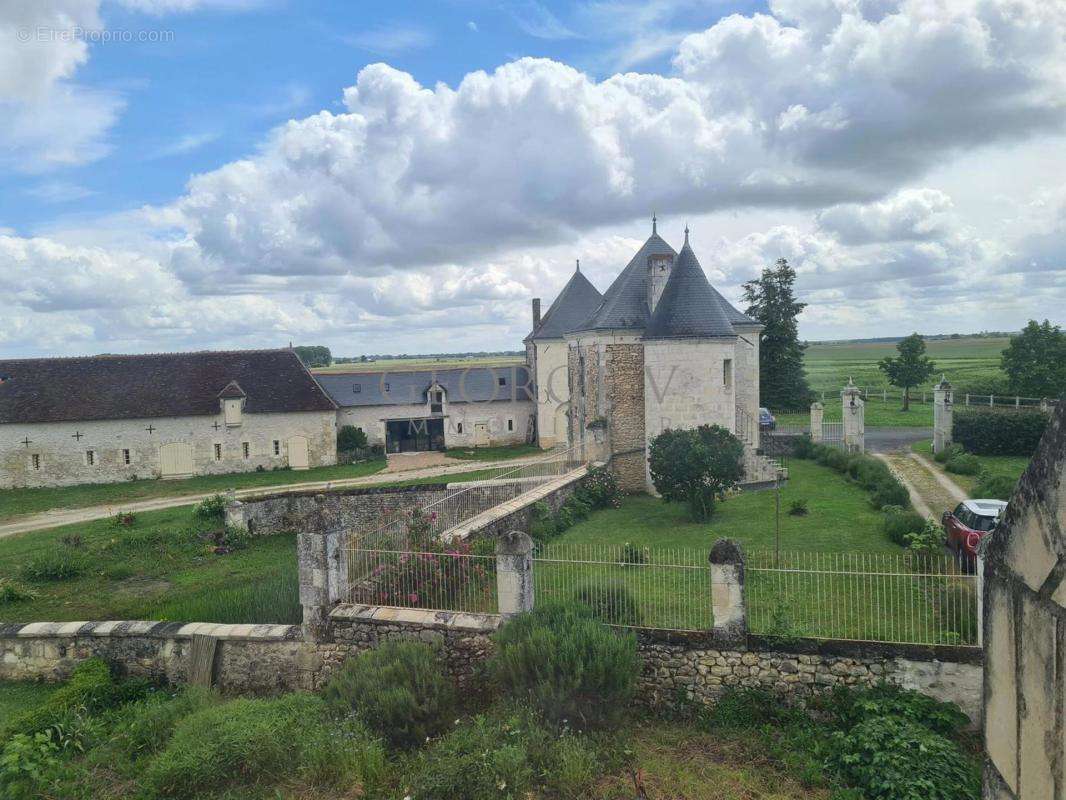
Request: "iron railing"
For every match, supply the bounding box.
[347,547,498,613]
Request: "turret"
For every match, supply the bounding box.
[646,215,673,313]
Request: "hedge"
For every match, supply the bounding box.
[952,409,1048,456]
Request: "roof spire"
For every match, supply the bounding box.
[683,224,690,246]
[576,258,580,272]
[652,213,657,235]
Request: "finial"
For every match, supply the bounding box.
[683,224,690,245]
[652,213,657,235]
[576,258,580,272]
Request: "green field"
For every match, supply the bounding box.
[801,336,1008,396]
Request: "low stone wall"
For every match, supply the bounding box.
[3,611,981,726]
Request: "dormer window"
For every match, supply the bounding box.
[224,398,243,426]
[353,383,362,393]
[430,388,444,414]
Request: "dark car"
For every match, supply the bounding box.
[758,407,776,431]
[942,499,1007,569]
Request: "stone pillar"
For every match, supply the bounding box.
[709,539,746,644]
[297,494,347,642]
[496,530,535,618]
[933,375,954,455]
[809,402,824,442]
[224,498,245,530]
[842,378,865,453]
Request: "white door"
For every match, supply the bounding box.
[159,442,194,478]
[288,435,310,470]
[474,423,490,447]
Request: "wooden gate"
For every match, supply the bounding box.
[288,435,309,469]
[159,441,194,478]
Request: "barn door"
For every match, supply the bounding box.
[288,435,309,470]
[159,442,194,478]
[474,423,489,447]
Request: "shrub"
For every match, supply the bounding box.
[404,708,602,800]
[974,470,1017,501]
[193,494,227,520]
[933,443,964,464]
[321,640,456,748]
[825,683,969,737]
[882,507,928,547]
[142,693,385,797]
[945,453,981,476]
[706,687,809,729]
[490,603,639,728]
[792,434,816,459]
[870,478,910,510]
[0,578,36,604]
[822,448,852,472]
[648,425,745,521]
[903,520,945,555]
[110,511,136,527]
[572,580,643,627]
[788,498,809,516]
[337,424,368,452]
[827,715,979,799]
[620,541,648,565]
[19,550,85,582]
[575,466,623,509]
[953,408,1048,456]
[529,501,561,543]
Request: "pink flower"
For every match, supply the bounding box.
[408,593,419,603]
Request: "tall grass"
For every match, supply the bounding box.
[145,564,301,625]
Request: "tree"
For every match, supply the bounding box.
[878,333,936,410]
[647,425,745,521]
[1001,320,1066,398]
[337,425,368,452]
[293,345,332,368]
[743,258,811,411]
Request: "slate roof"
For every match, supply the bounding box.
[644,241,739,340]
[709,285,760,326]
[315,365,534,408]
[0,349,336,425]
[578,232,677,331]
[525,268,603,341]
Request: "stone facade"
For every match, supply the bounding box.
[981,399,1066,799]
[0,409,337,489]
[530,339,570,449]
[336,400,533,450]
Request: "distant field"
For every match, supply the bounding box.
[313,355,525,374]
[802,336,1008,395]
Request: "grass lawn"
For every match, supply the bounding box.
[0,506,299,624]
[0,680,58,719]
[0,458,387,522]
[912,439,1031,495]
[445,443,542,461]
[773,395,933,428]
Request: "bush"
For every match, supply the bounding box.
[870,478,910,510]
[945,453,981,476]
[575,466,623,509]
[337,424,369,452]
[490,603,639,728]
[321,640,456,749]
[825,683,969,737]
[0,578,36,604]
[529,501,561,543]
[882,507,928,547]
[648,425,745,521]
[788,498,809,516]
[827,715,979,799]
[933,443,964,464]
[792,434,816,459]
[903,520,945,554]
[974,470,1017,501]
[573,580,643,627]
[142,693,385,797]
[193,494,227,520]
[953,408,1048,456]
[19,550,85,582]
[404,708,602,800]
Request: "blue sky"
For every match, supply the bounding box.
[1,0,1064,358]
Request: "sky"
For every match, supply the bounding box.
[1,0,1064,359]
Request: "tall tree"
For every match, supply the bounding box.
[743,258,811,412]
[293,345,332,368]
[1001,320,1066,398]
[878,333,936,410]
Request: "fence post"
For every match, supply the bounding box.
[297,495,347,642]
[709,539,747,644]
[976,551,985,649]
[809,402,824,442]
[496,530,535,618]
[842,379,865,453]
[966,393,970,405]
[933,375,954,455]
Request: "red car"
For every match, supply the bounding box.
[942,499,1007,568]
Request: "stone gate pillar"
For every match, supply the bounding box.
[933,375,954,455]
[496,530,535,618]
[709,539,746,644]
[810,402,824,442]
[842,379,865,453]
[297,495,348,642]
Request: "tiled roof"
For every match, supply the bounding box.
[315,365,534,408]
[709,285,760,326]
[577,233,677,332]
[526,268,603,341]
[644,241,738,339]
[0,349,336,425]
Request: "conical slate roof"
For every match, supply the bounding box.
[709,285,760,326]
[578,233,676,331]
[644,240,737,339]
[526,267,603,341]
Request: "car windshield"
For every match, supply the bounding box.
[971,514,997,532]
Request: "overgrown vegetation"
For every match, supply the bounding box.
[953,407,1048,456]
[648,425,744,521]
[337,424,369,452]
[529,466,622,543]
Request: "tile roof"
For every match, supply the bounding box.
[0,349,336,425]
[315,365,534,408]
[577,232,677,332]
[525,267,603,341]
[644,241,738,339]
[709,285,761,326]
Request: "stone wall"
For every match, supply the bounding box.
[605,342,647,491]
[1,409,337,489]
[981,398,1066,799]
[532,339,570,449]
[337,400,534,450]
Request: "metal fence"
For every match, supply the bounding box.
[347,546,498,613]
[745,550,978,646]
[533,543,713,632]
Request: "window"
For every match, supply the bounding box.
[498,376,507,387]
[122,449,131,465]
[457,422,463,434]
[723,359,733,390]
[85,450,95,466]
[384,382,390,392]
[242,442,250,459]
[31,454,40,471]
[273,440,280,456]
[430,389,443,414]
[507,418,514,431]
[214,443,222,461]
[353,383,362,393]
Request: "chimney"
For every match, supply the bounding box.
[532,298,542,330]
